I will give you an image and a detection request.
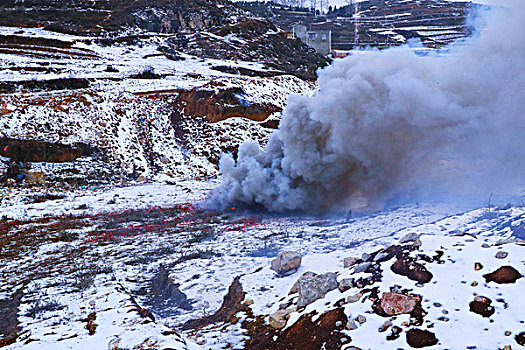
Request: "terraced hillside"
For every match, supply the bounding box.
[239,0,480,49]
[0,0,326,189]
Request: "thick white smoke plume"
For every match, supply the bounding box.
[211,3,525,213]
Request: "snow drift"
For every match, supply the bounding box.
[211,3,525,213]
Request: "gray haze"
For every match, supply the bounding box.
[210,3,525,213]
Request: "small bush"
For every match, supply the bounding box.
[25,297,64,318]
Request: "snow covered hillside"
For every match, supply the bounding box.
[0,0,324,186]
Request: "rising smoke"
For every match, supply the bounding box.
[210,2,525,213]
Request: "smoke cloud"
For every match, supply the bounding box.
[210,2,525,213]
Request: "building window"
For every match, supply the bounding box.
[308,32,317,40]
[321,34,327,41]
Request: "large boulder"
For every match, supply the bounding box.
[406,329,438,348]
[380,292,420,316]
[295,272,338,307]
[270,251,302,276]
[483,266,522,284]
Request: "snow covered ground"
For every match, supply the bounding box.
[1,180,523,349]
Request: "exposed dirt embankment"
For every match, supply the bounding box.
[173,86,281,124]
[0,78,90,94]
[0,138,99,163]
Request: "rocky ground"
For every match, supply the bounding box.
[0,179,524,349]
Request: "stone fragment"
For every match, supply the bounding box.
[343,257,359,268]
[391,256,433,284]
[483,266,522,284]
[374,251,390,262]
[362,253,372,261]
[469,296,495,317]
[354,262,372,274]
[268,308,296,330]
[338,278,354,292]
[347,293,362,304]
[474,296,491,304]
[380,292,420,316]
[271,251,302,276]
[496,251,509,259]
[516,332,525,346]
[296,272,338,307]
[387,326,403,341]
[289,271,316,294]
[346,320,358,330]
[475,262,483,271]
[400,233,421,244]
[379,320,393,332]
[356,315,366,324]
[481,243,491,248]
[406,328,438,348]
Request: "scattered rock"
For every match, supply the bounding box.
[469,296,495,317]
[354,262,372,274]
[136,175,147,182]
[483,266,522,284]
[296,272,338,307]
[268,308,296,330]
[516,332,525,346]
[496,251,509,259]
[356,315,366,324]
[343,257,360,268]
[471,281,478,287]
[374,251,390,262]
[267,313,286,330]
[346,320,358,330]
[271,251,302,276]
[379,320,393,332]
[338,278,354,292]
[387,326,403,341]
[406,328,438,348]
[347,293,362,304]
[391,255,433,284]
[289,271,316,294]
[380,292,420,316]
[475,262,483,271]
[400,233,421,244]
[481,243,491,248]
